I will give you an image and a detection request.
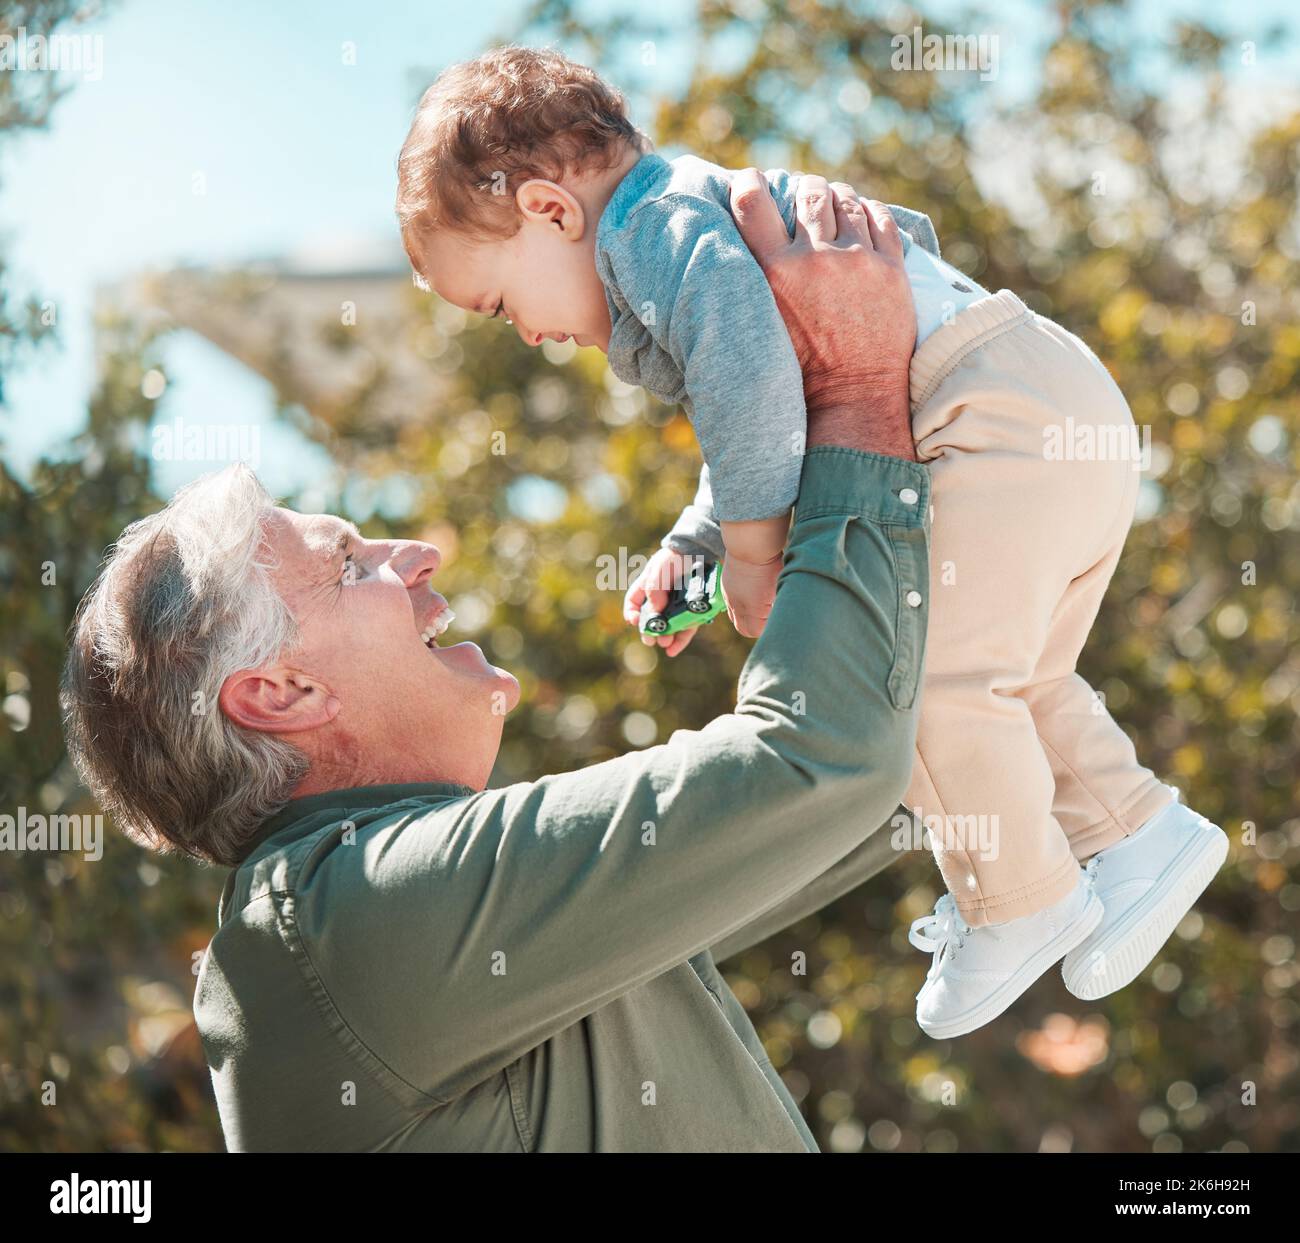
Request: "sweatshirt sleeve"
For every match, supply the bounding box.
[603,192,808,524]
[662,463,727,561]
[307,447,931,1103]
[888,203,942,259]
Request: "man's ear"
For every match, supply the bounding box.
[218,665,340,735]
[515,178,586,240]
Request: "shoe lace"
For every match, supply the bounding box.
[1084,854,1102,887]
[908,893,970,963]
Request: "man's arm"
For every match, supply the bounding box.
[306,183,927,1104]
[708,826,902,964]
[310,448,928,1102]
[701,181,927,963]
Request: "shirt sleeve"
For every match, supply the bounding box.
[604,193,807,524]
[304,447,930,1103]
[708,822,905,963]
[662,463,727,561]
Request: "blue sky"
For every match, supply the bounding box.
[1,0,538,494]
[1,0,1294,499]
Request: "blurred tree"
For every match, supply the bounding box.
[1,1,222,1153]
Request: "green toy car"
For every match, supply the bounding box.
[638,557,727,637]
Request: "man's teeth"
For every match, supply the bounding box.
[421,610,455,647]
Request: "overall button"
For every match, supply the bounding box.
[899,487,919,505]
[905,590,923,608]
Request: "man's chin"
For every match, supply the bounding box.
[432,640,521,707]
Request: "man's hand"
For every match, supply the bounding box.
[729,170,917,461]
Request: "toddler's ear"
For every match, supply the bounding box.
[515,179,586,240]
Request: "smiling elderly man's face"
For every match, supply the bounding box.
[60,464,524,867]
[220,506,521,790]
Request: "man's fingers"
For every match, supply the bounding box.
[729,168,787,268]
[860,197,904,263]
[796,174,835,245]
[830,182,873,249]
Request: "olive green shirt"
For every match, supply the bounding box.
[194,446,930,1152]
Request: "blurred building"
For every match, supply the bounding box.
[94,248,454,430]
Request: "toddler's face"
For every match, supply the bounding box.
[420,216,613,352]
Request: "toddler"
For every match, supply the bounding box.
[396,47,1229,1037]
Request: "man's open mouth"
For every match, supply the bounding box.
[420,608,455,649]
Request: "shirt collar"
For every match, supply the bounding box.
[236,780,478,864]
[596,151,670,240]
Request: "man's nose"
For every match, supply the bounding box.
[518,322,543,348]
[390,541,442,588]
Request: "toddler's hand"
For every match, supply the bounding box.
[722,554,782,639]
[622,547,700,658]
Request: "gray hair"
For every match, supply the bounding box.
[60,463,308,866]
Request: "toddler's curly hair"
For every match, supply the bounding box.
[396,46,647,279]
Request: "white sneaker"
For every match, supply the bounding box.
[909,869,1103,1039]
[1062,796,1229,1000]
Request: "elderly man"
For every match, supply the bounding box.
[61,176,929,1152]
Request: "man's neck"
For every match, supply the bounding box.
[288,726,498,801]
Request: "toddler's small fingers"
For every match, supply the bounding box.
[665,628,697,657]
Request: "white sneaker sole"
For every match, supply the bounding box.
[918,889,1104,1040]
[1061,823,1229,1001]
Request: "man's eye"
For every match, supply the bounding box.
[341,553,360,585]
